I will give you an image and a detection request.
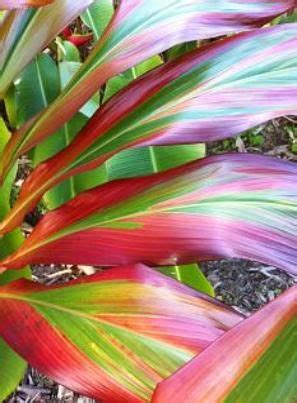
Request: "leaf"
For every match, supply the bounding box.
[103,55,163,102]
[10,54,88,209]
[0,0,53,8]
[57,39,81,63]
[153,285,297,403]
[75,131,205,223]
[81,0,114,41]
[0,117,29,280]
[164,41,197,62]
[58,61,100,118]
[2,24,297,233]
[12,54,100,209]
[15,53,60,127]
[158,264,214,297]
[0,338,27,401]
[0,116,10,151]
[73,139,205,209]
[0,264,243,402]
[0,118,28,401]
[277,10,297,24]
[1,0,293,176]
[1,153,296,275]
[101,144,206,181]
[0,0,93,96]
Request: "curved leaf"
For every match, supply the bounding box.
[2,24,297,233]
[1,154,296,274]
[0,264,243,401]
[1,0,293,175]
[153,285,297,403]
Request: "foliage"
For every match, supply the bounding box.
[0,0,296,400]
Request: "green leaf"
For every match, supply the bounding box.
[13,55,101,209]
[36,114,88,209]
[103,55,163,102]
[14,54,85,209]
[57,38,81,63]
[58,61,100,118]
[0,338,27,402]
[81,0,114,41]
[164,41,197,61]
[0,117,10,152]
[3,84,18,129]
[100,144,206,181]
[277,10,297,24]
[158,264,214,297]
[15,54,60,127]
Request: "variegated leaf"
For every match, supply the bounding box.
[1,154,296,274]
[153,285,297,403]
[1,24,296,233]
[0,264,243,402]
[0,0,293,176]
[0,0,93,96]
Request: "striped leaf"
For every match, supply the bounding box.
[0,264,243,401]
[2,24,297,234]
[0,1,293,177]
[0,0,93,96]
[0,0,53,8]
[1,153,296,274]
[153,285,297,403]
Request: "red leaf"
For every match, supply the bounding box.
[153,285,297,402]
[1,154,296,274]
[0,264,243,401]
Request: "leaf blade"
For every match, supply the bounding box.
[2,24,297,233]
[0,0,93,95]
[0,264,243,401]
[0,118,28,401]
[153,285,297,403]
[158,264,214,297]
[1,0,294,173]
[1,153,296,274]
